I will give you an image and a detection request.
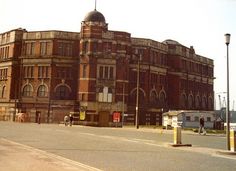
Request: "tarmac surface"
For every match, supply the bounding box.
[0,138,102,171]
[0,123,236,171]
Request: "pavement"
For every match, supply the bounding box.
[0,138,102,171]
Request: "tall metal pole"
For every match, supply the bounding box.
[226,42,230,150]
[135,56,140,129]
[225,33,230,151]
[122,83,125,127]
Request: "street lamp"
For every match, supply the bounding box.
[134,49,142,129]
[225,33,230,151]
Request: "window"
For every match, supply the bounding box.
[159,92,166,106]
[22,85,33,97]
[194,116,199,122]
[104,66,109,78]
[84,41,89,53]
[1,86,6,98]
[82,65,87,78]
[40,42,51,55]
[180,94,187,108]
[93,42,97,52]
[207,117,211,122]
[38,66,49,78]
[99,66,103,78]
[98,65,114,80]
[0,68,8,80]
[188,95,193,109]
[195,96,200,109]
[150,91,158,105]
[58,42,73,56]
[186,116,191,121]
[24,66,34,78]
[37,85,47,97]
[55,85,70,99]
[26,42,35,55]
[98,87,112,102]
[56,67,71,79]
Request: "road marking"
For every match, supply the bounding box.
[1,138,103,171]
[212,153,236,161]
[80,132,96,136]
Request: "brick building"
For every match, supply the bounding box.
[0,10,214,126]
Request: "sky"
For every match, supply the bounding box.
[1,0,236,110]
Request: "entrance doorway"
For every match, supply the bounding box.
[99,111,109,127]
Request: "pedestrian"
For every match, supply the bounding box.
[38,112,41,124]
[198,115,206,135]
[64,115,69,126]
[69,114,73,126]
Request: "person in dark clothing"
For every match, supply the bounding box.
[198,115,206,135]
[69,114,73,126]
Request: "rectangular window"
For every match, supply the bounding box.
[6,33,10,42]
[26,42,35,55]
[109,67,113,79]
[38,66,49,78]
[84,42,89,53]
[186,116,191,121]
[58,42,63,55]
[207,117,211,122]
[99,66,103,78]
[40,42,47,55]
[24,66,34,78]
[82,65,87,78]
[194,116,199,122]
[0,68,8,80]
[104,66,109,79]
[93,42,97,52]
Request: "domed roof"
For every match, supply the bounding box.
[163,39,181,45]
[84,10,106,23]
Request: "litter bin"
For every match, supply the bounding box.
[174,126,182,145]
[230,127,236,152]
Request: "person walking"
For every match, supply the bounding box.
[69,114,73,126]
[198,115,206,135]
[64,115,69,126]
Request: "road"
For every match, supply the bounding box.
[0,122,235,171]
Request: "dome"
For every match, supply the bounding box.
[84,10,106,23]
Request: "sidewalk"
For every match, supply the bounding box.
[0,138,102,171]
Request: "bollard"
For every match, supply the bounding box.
[174,126,182,145]
[230,127,236,152]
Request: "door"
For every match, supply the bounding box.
[99,111,109,127]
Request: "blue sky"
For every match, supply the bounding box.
[1,0,236,110]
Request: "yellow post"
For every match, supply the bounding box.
[174,126,182,145]
[230,128,236,152]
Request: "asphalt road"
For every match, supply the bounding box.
[0,122,235,171]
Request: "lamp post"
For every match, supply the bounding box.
[225,33,231,151]
[135,49,142,129]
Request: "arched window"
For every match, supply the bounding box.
[55,85,70,99]
[98,86,112,102]
[150,90,158,105]
[22,85,33,97]
[208,97,213,110]
[159,91,166,106]
[202,96,207,109]
[188,95,194,109]
[180,94,187,108]
[37,85,47,97]
[195,96,200,109]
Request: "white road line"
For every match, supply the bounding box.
[1,138,102,171]
[212,153,236,161]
